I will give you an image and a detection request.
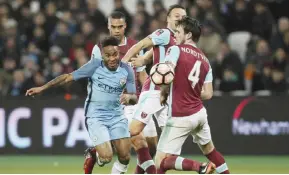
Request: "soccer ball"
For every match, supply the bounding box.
[150,63,175,85]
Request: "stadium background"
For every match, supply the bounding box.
[1,0,289,173]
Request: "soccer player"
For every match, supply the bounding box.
[122,4,186,173]
[156,16,230,174]
[84,11,158,174]
[26,37,136,174]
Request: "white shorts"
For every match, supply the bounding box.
[133,90,168,127]
[157,107,211,155]
[124,105,157,137]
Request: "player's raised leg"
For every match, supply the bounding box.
[123,104,158,174]
[83,117,114,174]
[130,90,170,174]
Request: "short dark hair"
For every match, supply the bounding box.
[101,36,120,48]
[167,4,185,16]
[176,16,202,42]
[109,11,126,22]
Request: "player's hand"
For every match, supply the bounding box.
[120,94,131,105]
[131,55,145,67]
[25,87,44,97]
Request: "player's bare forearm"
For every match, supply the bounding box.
[131,49,153,67]
[42,74,73,91]
[122,38,154,62]
[26,73,73,96]
[143,49,153,65]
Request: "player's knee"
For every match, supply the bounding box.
[100,155,113,164]
[98,151,113,164]
[200,140,215,155]
[130,120,145,136]
[131,134,148,150]
[130,127,143,136]
[118,152,131,165]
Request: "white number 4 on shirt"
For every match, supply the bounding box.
[188,60,201,88]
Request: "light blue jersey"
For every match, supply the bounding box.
[72,46,135,146]
[72,53,136,120]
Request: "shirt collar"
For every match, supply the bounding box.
[118,37,127,46]
[185,42,197,48]
[115,62,122,72]
[103,61,122,73]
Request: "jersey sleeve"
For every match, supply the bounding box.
[72,58,101,80]
[91,44,102,60]
[125,64,136,94]
[164,45,181,67]
[149,29,171,46]
[136,49,146,72]
[204,65,213,83]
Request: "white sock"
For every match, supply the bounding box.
[111,159,128,174]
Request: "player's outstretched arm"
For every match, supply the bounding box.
[26,74,73,96]
[123,28,171,63]
[122,37,154,63]
[26,56,101,97]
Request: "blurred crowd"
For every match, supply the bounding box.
[0,0,289,97]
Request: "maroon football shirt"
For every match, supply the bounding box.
[166,44,211,117]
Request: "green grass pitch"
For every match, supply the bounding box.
[0,155,289,174]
